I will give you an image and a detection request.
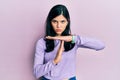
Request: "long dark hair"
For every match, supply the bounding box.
[45,4,75,52]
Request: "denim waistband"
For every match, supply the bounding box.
[41,76,76,80]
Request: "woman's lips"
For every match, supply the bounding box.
[56,29,62,32]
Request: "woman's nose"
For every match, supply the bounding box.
[57,22,61,28]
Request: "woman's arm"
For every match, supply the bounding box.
[53,40,64,64]
[75,35,105,51]
[33,38,57,79]
[46,35,105,51]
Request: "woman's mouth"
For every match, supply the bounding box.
[56,29,62,32]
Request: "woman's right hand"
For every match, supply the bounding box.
[53,40,64,64]
[46,36,73,42]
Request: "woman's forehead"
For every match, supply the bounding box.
[52,15,67,21]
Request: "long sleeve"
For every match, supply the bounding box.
[33,38,56,79]
[75,35,105,51]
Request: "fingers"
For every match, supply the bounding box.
[46,36,64,41]
[46,35,74,43]
[60,40,64,51]
[60,40,64,47]
[46,36,57,40]
[46,36,72,42]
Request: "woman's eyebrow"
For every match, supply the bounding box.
[60,19,66,21]
[51,19,57,22]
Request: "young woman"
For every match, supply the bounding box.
[33,4,105,80]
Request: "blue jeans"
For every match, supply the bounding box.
[41,76,76,80]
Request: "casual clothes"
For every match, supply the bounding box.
[33,35,105,80]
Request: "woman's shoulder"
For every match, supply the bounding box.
[36,37,46,47]
[37,37,45,42]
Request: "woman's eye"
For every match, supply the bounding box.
[61,20,65,23]
[52,20,57,23]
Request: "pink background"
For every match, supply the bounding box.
[0,0,120,80]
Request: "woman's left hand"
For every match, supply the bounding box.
[46,36,72,42]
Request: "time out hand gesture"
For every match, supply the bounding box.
[46,35,75,64]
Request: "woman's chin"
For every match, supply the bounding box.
[56,32,62,36]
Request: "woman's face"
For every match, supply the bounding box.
[51,15,68,36]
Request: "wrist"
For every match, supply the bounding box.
[71,35,75,43]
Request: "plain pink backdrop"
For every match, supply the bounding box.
[0,0,120,80]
